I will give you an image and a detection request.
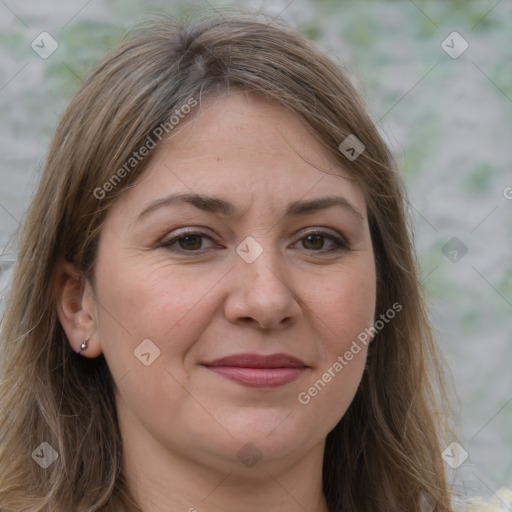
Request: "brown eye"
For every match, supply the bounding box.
[295,231,347,253]
[161,231,216,253]
[301,234,326,251]
[177,234,203,251]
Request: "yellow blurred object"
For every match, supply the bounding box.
[464,488,512,511]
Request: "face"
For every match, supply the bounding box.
[85,93,376,475]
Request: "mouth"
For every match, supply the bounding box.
[201,353,309,389]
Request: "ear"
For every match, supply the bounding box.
[54,259,102,358]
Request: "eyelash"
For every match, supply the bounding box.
[159,229,348,255]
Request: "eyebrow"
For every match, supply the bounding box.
[136,192,364,223]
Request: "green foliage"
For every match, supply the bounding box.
[463,163,494,195]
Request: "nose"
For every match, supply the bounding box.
[223,246,302,330]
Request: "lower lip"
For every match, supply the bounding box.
[204,366,307,388]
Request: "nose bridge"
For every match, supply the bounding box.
[225,235,300,329]
[235,235,287,291]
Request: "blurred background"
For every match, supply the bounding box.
[1,0,511,503]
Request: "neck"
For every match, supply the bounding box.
[117,418,329,512]
[121,471,329,512]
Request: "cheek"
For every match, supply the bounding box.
[296,256,375,424]
[309,256,377,348]
[93,256,221,368]
[92,258,210,420]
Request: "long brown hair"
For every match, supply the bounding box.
[0,11,455,511]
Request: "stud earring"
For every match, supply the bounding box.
[79,338,89,353]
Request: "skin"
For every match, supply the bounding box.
[56,92,377,512]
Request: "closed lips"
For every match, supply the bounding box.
[201,353,308,368]
[201,353,309,389]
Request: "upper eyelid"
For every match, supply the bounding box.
[162,226,345,240]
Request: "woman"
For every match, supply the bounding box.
[0,12,456,511]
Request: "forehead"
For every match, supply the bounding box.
[113,92,367,220]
